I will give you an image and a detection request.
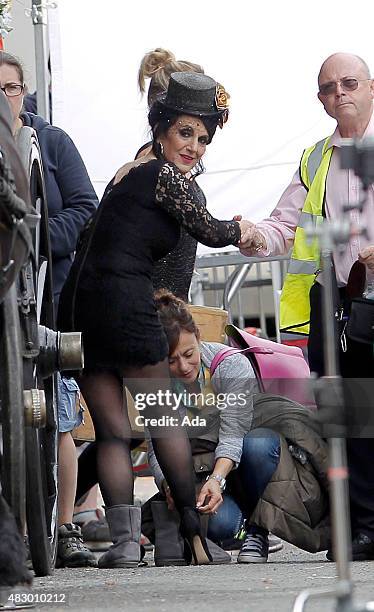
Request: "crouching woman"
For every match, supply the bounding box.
[143,290,331,564]
[142,290,282,564]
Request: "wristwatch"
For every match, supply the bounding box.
[206,473,226,491]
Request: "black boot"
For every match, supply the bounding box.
[98,505,141,569]
[180,507,212,565]
[151,501,188,567]
[151,501,231,566]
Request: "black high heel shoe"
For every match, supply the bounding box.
[179,507,212,565]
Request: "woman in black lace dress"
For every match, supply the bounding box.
[58,72,249,569]
[137,47,205,299]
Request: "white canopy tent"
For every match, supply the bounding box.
[48,0,374,254]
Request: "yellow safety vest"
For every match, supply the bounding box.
[279,137,333,335]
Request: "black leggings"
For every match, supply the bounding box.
[76,361,196,512]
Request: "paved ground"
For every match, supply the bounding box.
[6,480,372,612]
[18,544,374,612]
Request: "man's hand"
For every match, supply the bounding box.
[238,221,267,255]
[232,216,267,254]
[359,246,374,273]
[196,478,223,515]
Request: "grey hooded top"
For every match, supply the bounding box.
[147,341,259,490]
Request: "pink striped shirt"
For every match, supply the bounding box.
[256,112,374,286]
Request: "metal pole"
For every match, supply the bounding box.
[320,247,338,377]
[320,242,353,600]
[256,263,267,335]
[189,271,205,306]
[31,0,50,122]
[225,263,251,307]
[237,288,245,329]
[270,260,282,343]
[212,266,219,307]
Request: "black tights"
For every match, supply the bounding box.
[76,362,196,511]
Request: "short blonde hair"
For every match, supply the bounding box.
[138,47,204,107]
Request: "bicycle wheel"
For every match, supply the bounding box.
[0,283,26,531]
[24,219,58,576]
[24,256,58,576]
[22,142,58,576]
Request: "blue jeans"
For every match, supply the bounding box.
[208,428,280,541]
[58,373,83,433]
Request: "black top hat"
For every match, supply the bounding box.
[158,72,229,121]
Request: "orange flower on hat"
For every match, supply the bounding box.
[215,83,230,127]
[215,84,230,111]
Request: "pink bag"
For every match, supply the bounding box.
[210,324,314,407]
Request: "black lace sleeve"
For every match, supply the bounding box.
[155,163,240,248]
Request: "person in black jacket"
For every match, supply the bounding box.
[20,110,98,303]
[0,50,98,568]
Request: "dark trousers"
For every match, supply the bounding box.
[308,282,374,539]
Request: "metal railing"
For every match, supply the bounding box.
[191,251,290,339]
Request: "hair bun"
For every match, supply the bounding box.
[154,289,199,351]
[138,48,204,108]
[154,288,180,308]
[138,48,176,94]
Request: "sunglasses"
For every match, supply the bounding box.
[319,77,371,96]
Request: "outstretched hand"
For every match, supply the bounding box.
[237,220,267,255]
[232,215,267,255]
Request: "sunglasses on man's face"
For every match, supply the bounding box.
[318,77,371,96]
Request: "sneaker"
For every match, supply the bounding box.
[221,528,282,555]
[220,524,247,552]
[81,515,112,552]
[352,533,374,561]
[220,536,243,552]
[0,585,35,609]
[73,508,105,527]
[327,532,374,562]
[268,533,283,554]
[237,526,269,564]
[56,523,98,568]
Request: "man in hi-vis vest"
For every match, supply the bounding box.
[240,53,374,561]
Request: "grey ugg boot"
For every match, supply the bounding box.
[98,505,141,569]
[206,538,232,565]
[151,501,187,567]
[151,500,231,566]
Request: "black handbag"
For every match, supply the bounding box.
[343,260,374,346]
[346,297,374,345]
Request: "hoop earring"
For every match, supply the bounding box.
[190,159,205,178]
[197,159,205,174]
[157,141,164,158]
